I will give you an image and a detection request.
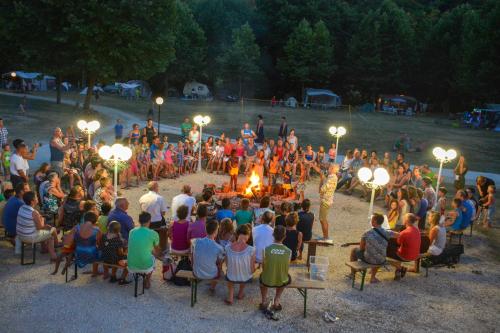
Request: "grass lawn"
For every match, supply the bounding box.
[32,90,500,173]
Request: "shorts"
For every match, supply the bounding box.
[18,228,55,244]
[259,274,292,288]
[129,256,156,274]
[229,167,239,176]
[487,206,495,222]
[319,202,331,221]
[225,276,253,284]
[282,184,292,190]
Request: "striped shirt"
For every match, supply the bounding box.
[0,127,8,147]
[16,205,36,238]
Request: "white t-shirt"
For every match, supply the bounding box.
[139,191,168,222]
[253,224,274,263]
[171,193,196,220]
[10,153,29,176]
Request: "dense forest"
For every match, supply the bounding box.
[1,0,499,112]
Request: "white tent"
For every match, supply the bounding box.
[1,71,55,91]
[285,96,298,108]
[183,81,211,98]
[119,80,151,98]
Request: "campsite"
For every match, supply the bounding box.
[1,1,500,333]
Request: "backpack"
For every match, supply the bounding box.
[169,257,192,286]
[421,244,464,268]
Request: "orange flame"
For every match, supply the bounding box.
[245,171,261,195]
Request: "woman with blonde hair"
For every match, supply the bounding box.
[427,211,446,256]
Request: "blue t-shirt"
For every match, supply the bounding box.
[451,208,463,231]
[215,209,234,222]
[108,208,135,240]
[114,124,124,138]
[417,199,428,221]
[193,237,224,279]
[150,144,159,159]
[460,201,474,229]
[2,196,25,236]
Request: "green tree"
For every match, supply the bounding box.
[346,0,416,98]
[216,23,261,98]
[2,0,177,110]
[278,19,334,98]
[167,1,207,88]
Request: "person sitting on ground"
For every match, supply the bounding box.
[216,198,235,222]
[224,224,255,305]
[350,213,397,283]
[426,211,446,256]
[169,205,191,253]
[253,211,275,264]
[96,202,112,234]
[16,191,59,261]
[217,218,235,248]
[259,225,291,312]
[445,198,463,231]
[297,199,314,260]
[74,212,102,275]
[108,197,135,240]
[275,201,292,227]
[388,213,421,279]
[283,212,302,262]
[235,198,253,226]
[192,220,224,294]
[128,212,161,289]
[100,221,129,285]
[253,196,274,225]
[187,204,208,241]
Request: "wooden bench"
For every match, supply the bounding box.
[176,269,327,318]
[345,261,383,291]
[304,239,334,268]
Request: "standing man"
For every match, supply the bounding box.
[50,127,72,176]
[114,119,124,141]
[312,163,339,240]
[180,117,192,142]
[0,118,8,148]
[139,181,169,251]
[10,140,38,188]
[278,117,287,142]
[255,115,264,145]
[143,118,157,145]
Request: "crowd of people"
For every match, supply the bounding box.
[0,112,497,314]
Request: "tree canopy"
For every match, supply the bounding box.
[1,0,499,112]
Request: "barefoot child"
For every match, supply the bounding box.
[228,150,239,191]
[481,185,496,228]
[101,221,130,284]
[224,224,255,305]
[268,154,280,188]
[282,163,293,197]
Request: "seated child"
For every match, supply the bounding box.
[218,218,235,248]
[235,198,253,226]
[97,202,112,233]
[275,201,292,227]
[101,221,130,285]
[216,198,235,222]
[169,205,190,253]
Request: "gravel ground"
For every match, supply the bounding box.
[1,172,499,333]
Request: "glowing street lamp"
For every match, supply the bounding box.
[98,143,132,198]
[328,126,347,164]
[10,72,16,78]
[432,147,457,208]
[193,115,211,172]
[155,96,164,135]
[358,167,390,222]
[77,120,100,147]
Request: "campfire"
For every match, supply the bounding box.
[244,171,262,197]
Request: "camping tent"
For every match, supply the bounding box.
[183,81,211,99]
[79,86,104,95]
[119,80,151,98]
[377,95,418,115]
[303,88,342,108]
[285,96,298,108]
[1,71,55,91]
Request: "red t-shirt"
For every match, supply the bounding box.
[397,225,421,260]
[224,143,234,156]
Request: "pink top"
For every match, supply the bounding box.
[165,150,173,164]
[171,220,189,251]
[187,219,207,240]
[236,145,245,157]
